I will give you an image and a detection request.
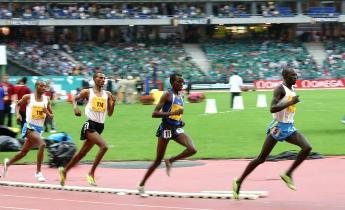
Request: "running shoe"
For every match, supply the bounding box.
[87,174,97,186]
[232,178,240,200]
[35,172,46,182]
[2,158,9,178]
[58,167,65,186]
[137,186,149,197]
[280,173,296,190]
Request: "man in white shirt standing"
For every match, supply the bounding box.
[229,71,243,108]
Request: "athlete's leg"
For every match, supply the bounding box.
[168,133,197,164]
[63,137,95,177]
[284,131,312,177]
[85,131,108,178]
[6,131,34,167]
[235,135,277,190]
[25,130,46,173]
[58,138,94,186]
[162,133,197,176]
[139,137,169,187]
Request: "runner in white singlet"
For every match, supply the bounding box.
[2,81,53,182]
[58,72,116,186]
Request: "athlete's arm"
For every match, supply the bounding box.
[15,94,30,122]
[152,92,183,118]
[106,91,115,117]
[270,85,299,113]
[72,89,89,117]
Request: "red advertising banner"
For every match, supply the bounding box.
[254,78,345,89]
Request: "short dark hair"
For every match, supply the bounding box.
[93,72,104,79]
[170,73,182,84]
[35,80,46,87]
[22,77,27,84]
[282,67,294,78]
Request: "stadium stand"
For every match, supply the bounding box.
[69,42,206,80]
[0,0,343,84]
[323,39,345,78]
[307,7,339,18]
[6,41,78,75]
[203,40,321,82]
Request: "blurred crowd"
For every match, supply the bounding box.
[0,3,208,19]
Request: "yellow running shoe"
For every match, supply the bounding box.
[232,178,240,200]
[280,174,296,190]
[58,167,65,186]
[87,174,97,186]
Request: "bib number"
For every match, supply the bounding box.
[270,127,281,137]
[163,130,172,139]
[91,97,106,112]
[32,106,45,120]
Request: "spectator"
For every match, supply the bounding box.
[81,74,90,89]
[126,75,137,104]
[44,79,57,133]
[106,76,114,94]
[0,86,4,125]
[0,74,15,127]
[150,62,158,89]
[135,76,144,95]
[13,77,31,129]
[117,77,127,104]
[186,78,192,95]
[229,71,243,108]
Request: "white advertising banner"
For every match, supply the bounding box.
[0,45,7,65]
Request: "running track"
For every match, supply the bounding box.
[0,157,344,210]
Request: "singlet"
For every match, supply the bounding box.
[162,90,184,126]
[85,88,108,124]
[26,93,48,127]
[272,84,297,123]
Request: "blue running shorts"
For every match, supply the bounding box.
[22,123,44,138]
[266,120,296,141]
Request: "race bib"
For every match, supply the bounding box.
[91,97,106,112]
[31,106,45,120]
[287,96,296,113]
[163,130,172,139]
[169,104,183,121]
[176,128,184,134]
[270,126,281,137]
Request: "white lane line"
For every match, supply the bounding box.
[0,194,214,210]
[0,206,39,210]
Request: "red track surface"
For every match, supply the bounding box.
[0,157,344,210]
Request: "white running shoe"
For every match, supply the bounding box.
[2,158,9,178]
[35,172,46,182]
[137,186,149,197]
